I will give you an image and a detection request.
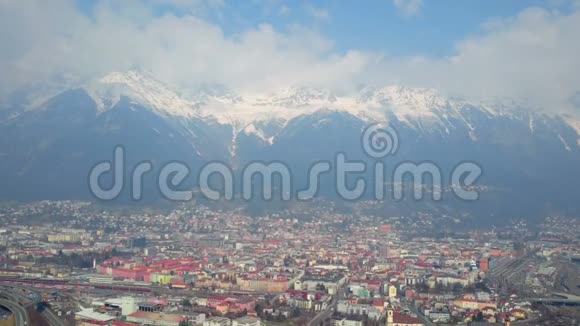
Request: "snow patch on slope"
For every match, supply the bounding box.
[49,70,578,143]
[85,70,197,117]
[242,123,274,144]
[558,134,572,151]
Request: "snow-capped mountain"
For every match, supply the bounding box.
[37,70,573,141]
[84,70,198,117]
[0,70,579,220]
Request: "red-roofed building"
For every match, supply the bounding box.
[126,311,185,326]
[386,307,423,326]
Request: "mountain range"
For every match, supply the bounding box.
[1,70,579,222]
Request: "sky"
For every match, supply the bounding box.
[1,0,580,114]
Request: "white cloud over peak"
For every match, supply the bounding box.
[365,7,580,114]
[0,1,361,94]
[0,1,579,116]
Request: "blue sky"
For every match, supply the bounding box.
[75,0,577,56]
[2,0,580,114]
[224,0,559,56]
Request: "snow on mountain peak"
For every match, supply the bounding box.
[85,70,197,117]
[357,85,451,115]
[258,86,337,107]
[14,69,575,140]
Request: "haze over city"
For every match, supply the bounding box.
[0,1,579,326]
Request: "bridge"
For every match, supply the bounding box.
[0,284,66,326]
[0,298,29,325]
[0,276,152,293]
[528,292,580,306]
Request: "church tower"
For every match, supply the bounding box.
[386,303,394,326]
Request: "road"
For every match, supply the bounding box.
[308,308,333,326]
[405,300,435,326]
[20,286,67,326]
[0,299,29,326]
[527,292,580,306]
[42,307,67,326]
[307,282,347,326]
[0,285,66,326]
[0,286,30,326]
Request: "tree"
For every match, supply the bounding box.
[292,306,301,318]
[452,283,463,294]
[255,303,263,317]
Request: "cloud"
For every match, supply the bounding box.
[363,7,580,114]
[304,4,330,21]
[392,0,423,16]
[0,1,579,116]
[0,0,358,93]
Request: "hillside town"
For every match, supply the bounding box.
[0,201,579,326]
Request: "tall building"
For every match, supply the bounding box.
[127,236,147,248]
[479,257,489,272]
[388,284,397,298]
[121,296,137,316]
